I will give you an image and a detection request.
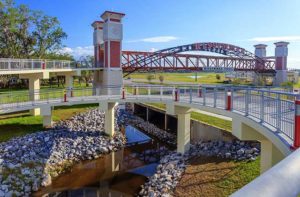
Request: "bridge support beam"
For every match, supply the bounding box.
[174,105,192,154]
[233,119,285,173]
[100,101,117,136]
[41,106,52,128]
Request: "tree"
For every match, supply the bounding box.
[32,12,67,58]
[0,0,67,58]
[280,81,294,92]
[146,74,155,83]
[216,74,221,80]
[159,75,164,84]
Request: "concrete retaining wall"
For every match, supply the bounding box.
[133,103,235,142]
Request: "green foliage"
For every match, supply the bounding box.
[216,74,221,80]
[159,75,164,83]
[146,74,155,82]
[0,0,67,58]
[280,81,294,90]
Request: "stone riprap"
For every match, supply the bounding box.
[0,109,125,197]
[139,152,186,197]
[138,139,260,197]
[189,140,260,161]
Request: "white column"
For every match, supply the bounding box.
[104,102,117,136]
[29,76,40,116]
[175,106,192,154]
[41,106,52,128]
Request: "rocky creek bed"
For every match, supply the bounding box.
[121,106,261,197]
[0,109,126,197]
[0,105,261,197]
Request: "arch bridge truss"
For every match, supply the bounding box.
[121,42,276,76]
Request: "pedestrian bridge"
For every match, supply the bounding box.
[0,84,300,196]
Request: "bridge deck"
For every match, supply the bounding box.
[0,85,295,149]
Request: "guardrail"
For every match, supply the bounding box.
[0,84,297,147]
[0,58,95,70]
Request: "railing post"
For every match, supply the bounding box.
[198,85,202,97]
[276,94,281,130]
[148,86,151,96]
[63,90,67,102]
[133,86,137,95]
[203,87,206,105]
[122,87,125,99]
[260,91,264,122]
[213,87,217,107]
[245,89,250,116]
[175,88,179,102]
[160,87,163,97]
[189,87,192,103]
[31,59,34,69]
[293,96,300,149]
[42,60,45,69]
[226,89,232,111]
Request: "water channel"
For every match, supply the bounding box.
[35,121,173,197]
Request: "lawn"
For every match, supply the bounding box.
[0,104,98,142]
[174,156,260,197]
[144,103,232,132]
[126,72,226,84]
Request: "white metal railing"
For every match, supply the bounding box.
[0,84,297,145]
[0,58,95,70]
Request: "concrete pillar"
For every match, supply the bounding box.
[100,102,117,136]
[20,72,49,116]
[100,11,125,95]
[29,77,40,116]
[65,74,74,89]
[253,44,267,85]
[92,21,104,95]
[175,106,192,154]
[41,106,52,128]
[274,41,289,86]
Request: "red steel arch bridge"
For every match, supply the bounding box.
[121,42,276,76]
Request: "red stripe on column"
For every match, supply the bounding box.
[110,41,121,68]
[275,57,283,70]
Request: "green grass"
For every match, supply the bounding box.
[145,103,232,132]
[217,157,260,196]
[127,72,226,84]
[0,104,98,142]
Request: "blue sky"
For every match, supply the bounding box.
[16,0,300,68]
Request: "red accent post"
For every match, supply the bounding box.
[175,88,179,102]
[64,90,67,102]
[198,87,202,97]
[42,61,46,69]
[226,90,231,111]
[122,88,125,99]
[292,100,300,149]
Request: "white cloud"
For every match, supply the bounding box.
[248,36,300,42]
[127,36,178,43]
[149,48,158,52]
[59,46,94,58]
